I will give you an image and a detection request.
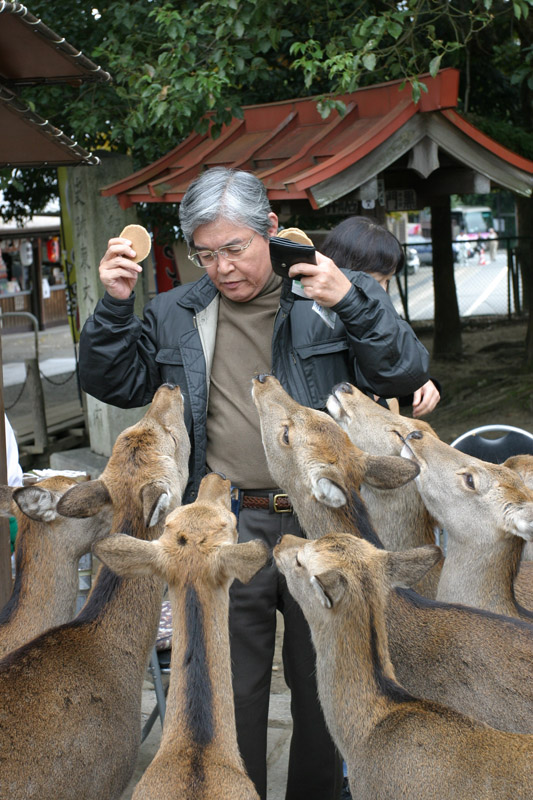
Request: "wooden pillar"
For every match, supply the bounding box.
[0,337,12,609]
[431,197,463,359]
[59,153,150,458]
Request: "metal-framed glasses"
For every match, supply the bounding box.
[188,233,256,268]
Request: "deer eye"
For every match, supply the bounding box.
[462,472,475,490]
[282,425,290,445]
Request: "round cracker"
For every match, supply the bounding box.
[120,224,152,262]
[277,227,314,246]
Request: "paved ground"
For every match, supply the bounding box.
[1,323,80,439]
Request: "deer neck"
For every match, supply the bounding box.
[161,579,241,763]
[438,530,524,617]
[309,597,405,755]
[73,514,165,670]
[3,528,79,639]
[292,488,382,549]
[360,485,441,598]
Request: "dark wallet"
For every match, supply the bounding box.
[269,236,316,281]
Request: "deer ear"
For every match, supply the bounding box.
[13,486,59,522]
[310,474,347,507]
[310,570,346,609]
[510,504,533,541]
[141,482,172,527]
[94,534,164,578]
[363,455,420,489]
[386,545,442,588]
[57,480,111,517]
[216,540,269,584]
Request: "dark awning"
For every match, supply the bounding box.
[0,83,100,167]
[0,2,111,87]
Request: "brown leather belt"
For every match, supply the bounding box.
[240,490,293,513]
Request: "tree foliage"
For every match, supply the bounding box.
[4,0,532,221]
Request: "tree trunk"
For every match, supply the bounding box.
[515,195,533,370]
[431,198,463,359]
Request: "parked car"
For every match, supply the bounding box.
[408,237,476,266]
[404,246,420,274]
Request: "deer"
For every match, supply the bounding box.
[0,383,190,800]
[251,373,533,735]
[274,532,533,800]
[505,454,533,567]
[325,383,444,597]
[397,429,533,620]
[94,472,268,800]
[0,476,112,657]
[326,381,533,606]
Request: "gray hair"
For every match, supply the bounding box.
[178,167,273,245]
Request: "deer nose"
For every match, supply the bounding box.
[255,373,271,383]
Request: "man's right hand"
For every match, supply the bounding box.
[99,237,143,300]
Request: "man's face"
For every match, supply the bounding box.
[192,214,278,302]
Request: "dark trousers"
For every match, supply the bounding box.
[229,505,343,800]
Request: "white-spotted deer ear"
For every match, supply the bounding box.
[310,570,346,608]
[310,575,332,608]
[141,483,172,527]
[510,504,533,541]
[311,475,347,508]
[13,487,59,523]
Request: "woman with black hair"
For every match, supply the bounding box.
[321,216,440,417]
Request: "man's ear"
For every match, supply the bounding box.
[267,212,279,237]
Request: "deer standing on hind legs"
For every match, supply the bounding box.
[274,533,533,800]
[251,374,533,735]
[0,476,112,657]
[0,383,190,800]
[95,472,268,800]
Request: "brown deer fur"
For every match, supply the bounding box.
[274,533,533,800]
[325,382,441,597]
[399,429,533,620]
[251,374,533,734]
[505,454,533,597]
[95,473,268,800]
[0,384,190,800]
[0,476,111,657]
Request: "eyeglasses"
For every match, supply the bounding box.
[188,233,256,268]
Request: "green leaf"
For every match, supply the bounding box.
[362,52,376,71]
[429,55,442,78]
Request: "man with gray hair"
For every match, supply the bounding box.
[79,167,431,800]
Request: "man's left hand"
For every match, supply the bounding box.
[289,251,352,307]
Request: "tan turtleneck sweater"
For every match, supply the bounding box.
[206,272,282,489]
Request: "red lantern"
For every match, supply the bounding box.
[46,237,60,263]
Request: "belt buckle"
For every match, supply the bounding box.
[273,493,290,513]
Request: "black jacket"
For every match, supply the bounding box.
[79,271,429,502]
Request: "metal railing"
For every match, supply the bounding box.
[397,235,531,324]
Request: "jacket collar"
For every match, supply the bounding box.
[175,272,218,312]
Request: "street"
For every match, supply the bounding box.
[390,251,516,321]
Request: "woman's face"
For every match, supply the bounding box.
[192,214,278,302]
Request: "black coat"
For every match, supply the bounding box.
[79,271,429,502]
